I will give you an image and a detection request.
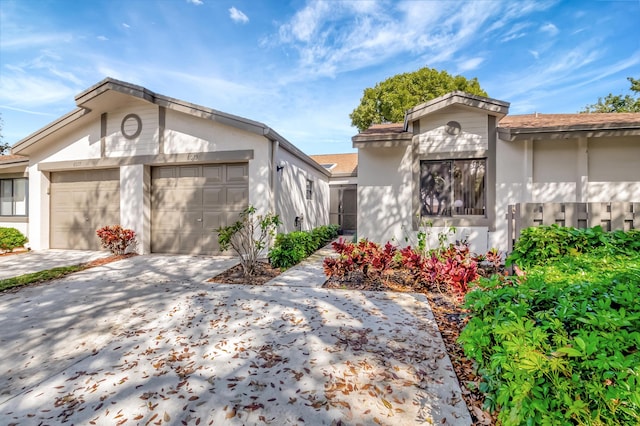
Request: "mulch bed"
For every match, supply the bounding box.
[208,261,281,285]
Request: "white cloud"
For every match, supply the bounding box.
[97,35,108,41]
[540,22,559,36]
[529,50,539,59]
[187,0,203,5]
[229,7,249,24]
[457,57,485,72]
[0,74,77,107]
[273,0,556,81]
[122,23,130,29]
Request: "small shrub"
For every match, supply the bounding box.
[269,224,339,269]
[217,206,280,277]
[96,225,137,255]
[0,227,28,252]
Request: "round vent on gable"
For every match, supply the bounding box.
[445,120,461,136]
[121,114,142,139]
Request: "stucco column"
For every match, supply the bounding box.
[576,137,589,202]
[119,164,151,254]
[523,138,534,201]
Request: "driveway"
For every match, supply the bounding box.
[0,249,110,280]
[0,254,471,425]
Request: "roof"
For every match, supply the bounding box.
[309,153,358,176]
[12,77,329,177]
[404,91,510,124]
[0,155,28,165]
[500,113,640,129]
[499,113,640,140]
[358,123,406,135]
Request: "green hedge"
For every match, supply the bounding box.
[268,224,338,269]
[460,227,640,425]
[507,225,640,268]
[0,227,28,252]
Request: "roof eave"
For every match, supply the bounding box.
[405,91,510,126]
[352,133,412,148]
[11,108,91,155]
[499,125,640,141]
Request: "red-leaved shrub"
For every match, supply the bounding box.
[96,225,137,255]
[325,239,487,301]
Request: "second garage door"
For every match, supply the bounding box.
[50,169,120,250]
[151,163,249,255]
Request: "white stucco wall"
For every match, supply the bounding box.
[105,101,159,157]
[275,147,329,233]
[416,107,488,154]
[357,145,413,244]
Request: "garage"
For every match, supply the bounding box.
[50,169,120,250]
[151,163,248,255]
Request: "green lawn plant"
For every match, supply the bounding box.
[460,226,640,425]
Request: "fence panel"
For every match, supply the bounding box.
[507,202,640,251]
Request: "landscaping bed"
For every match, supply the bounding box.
[208,260,281,285]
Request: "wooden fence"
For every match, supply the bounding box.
[507,202,640,252]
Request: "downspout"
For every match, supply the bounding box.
[271,138,279,220]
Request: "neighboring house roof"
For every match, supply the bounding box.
[499,113,640,141]
[11,77,329,177]
[309,153,358,176]
[0,155,28,172]
[0,155,28,165]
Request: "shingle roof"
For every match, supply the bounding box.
[310,153,358,175]
[499,113,640,130]
[358,123,406,135]
[0,154,28,164]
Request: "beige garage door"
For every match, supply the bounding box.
[151,163,248,255]
[50,169,120,250]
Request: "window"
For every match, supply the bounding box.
[0,178,27,216]
[306,179,313,200]
[420,159,485,217]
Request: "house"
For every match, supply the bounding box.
[309,153,357,233]
[353,91,640,252]
[2,78,330,254]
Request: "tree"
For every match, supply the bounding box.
[0,114,10,155]
[580,77,640,113]
[350,67,488,132]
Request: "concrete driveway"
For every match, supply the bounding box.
[0,254,471,425]
[0,249,110,280]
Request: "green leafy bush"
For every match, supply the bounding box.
[0,227,28,252]
[460,230,640,425]
[507,225,640,269]
[268,224,338,269]
[217,206,280,277]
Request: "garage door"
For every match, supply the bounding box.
[50,169,120,250]
[151,163,248,255]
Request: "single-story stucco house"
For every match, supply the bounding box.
[352,91,640,252]
[0,78,330,254]
[3,83,639,255]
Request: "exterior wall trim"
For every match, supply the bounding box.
[0,216,28,223]
[37,150,255,172]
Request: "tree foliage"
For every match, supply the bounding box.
[580,77,640,113]
[349,67,488,132]
[0,114,9,155]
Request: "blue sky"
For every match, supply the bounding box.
[1,0,639,155]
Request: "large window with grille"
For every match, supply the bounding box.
[0,178,27,216]
[420,159,485,217]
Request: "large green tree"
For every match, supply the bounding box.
[0,114,9,155]
[580,77,640,113]
[350,67,488,132]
